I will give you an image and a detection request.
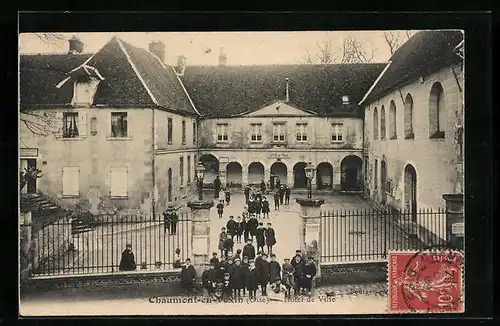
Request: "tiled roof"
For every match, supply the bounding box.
[361,30,464,104]
[20,53,92,107]
[180,63,386,117]
[20,37,199,115]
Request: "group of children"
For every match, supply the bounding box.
[219,217,277,257]
[201,248,317,300]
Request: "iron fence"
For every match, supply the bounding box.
[31,211,192,276]
[320,207,448,264]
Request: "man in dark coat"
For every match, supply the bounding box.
[241,256,249,296]
[244,186,250,204]
[241,217,249,243]
[226,215,237,240]
[255,222,265,253]
[119,244,136,271]
[284,185,291,205]
[236,216,244,244]
[247,198,256,218]
[303,257,317,295]
[202,263,216,296]
[242,238,256,260]
[210,252,220,268]
[291,254,305,295]
[213,176,221,198]
[180,258,197,295]
[248,216,258,241]
[230,257,245,298]
[264,222,277,255]
[255,199,262,219]
[246,259,259,299]
[257,253,270,296]
[273,192,280,211]
[269,254,281,284]
[216,200,224,219]
[260,180,266,195]
[275,176,281,191]
[261,197,270,219]
[279,186,285,205]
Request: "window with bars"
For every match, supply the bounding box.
[167,118,173,144]
[296,123,308,142]
[110,112,127,138]
[272,123,286,142]
[63,112,79,138]
[180,157,184,186]
[182,120,186,144]
[217,124,228,142]
[250,123,262,142]
[192,121,197,144]
[331,123,344,142]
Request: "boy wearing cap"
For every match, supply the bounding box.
[255,222,265,253]
[202,263,216,296]
[226,215,237,241]
[281,258,295,298]
[264,223,277,255]
[180,258,197,296]
[231,257,245,298]
[235,216,244,244]
[224,234,234,259]
[119,244,137,271]
[241,256,249,296]
[210,252,220,268]
[242,238,256,260]
[258,253,271,296]
[222,272,232,300]
[269,254,281,285]
[245,259,259,299]
[303,257,317,295]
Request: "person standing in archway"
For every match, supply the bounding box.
[275,176,281,191]
[214,175,221,199]
[260,179,267,195]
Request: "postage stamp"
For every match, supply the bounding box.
[388,249,464,313]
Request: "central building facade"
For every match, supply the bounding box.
[181,63,386,191]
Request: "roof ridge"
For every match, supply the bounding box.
[115,37,159,106]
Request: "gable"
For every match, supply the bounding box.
[245,101,314,117]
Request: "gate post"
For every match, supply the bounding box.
[296,198,325,283]
[20,211,33,283]
[442,194,464,250]
[187,200,214,277]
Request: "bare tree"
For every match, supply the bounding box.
[20,110,62,136]
[384,30,418,55]
[303,35,375,64]
[33,33,67,47]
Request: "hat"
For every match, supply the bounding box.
[247,238,253,242]
[249,259,255,263]
[235,257,241,261]
[212,252,218,256]
[262,253,268,257]
[296,250,302,253]
[126,243,132,247]
[224,272,230,276]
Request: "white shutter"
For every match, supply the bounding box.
[62,167,79,196]
[78,110,88,136]
[110,167,128,197]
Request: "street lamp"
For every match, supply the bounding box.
[304,162,316,199]
[196,162,206,200]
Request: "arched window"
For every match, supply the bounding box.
[404,94,414,139]
[373,107,379,139]
[90,117,97,135]
[380,105,386,140]
[429,82,445,138]
[389,100,397,139]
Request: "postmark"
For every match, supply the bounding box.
[388,248,464,313]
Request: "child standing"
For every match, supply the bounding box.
[255,222,265,253]
[246,259,259,299]
[216,200,224,219]
[225,188,231,205]
[119,244,137,271]
[264,223,277,255]
[226,215,237,240]
[236,216,244,244]
[303,257,317,296]
[173,248,182,268]
[224,234,234,259]
[218,227,227,257]
[261,196,270,219]
[210,252,220,267]
[268,254,281,285]
[219,188,226,205]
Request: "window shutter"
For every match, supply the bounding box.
[62,167,79,196]
[110,167,128,197]
[78,111,88,136]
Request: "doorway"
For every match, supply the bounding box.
[20,159,37,194]
[404,164,417,222]
[381,161,387,204]
[293,162,307,188]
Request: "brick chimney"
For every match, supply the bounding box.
[149,40,166,64]
[68,35,84,54]
[218,47,227,67]
[176,55,187,76]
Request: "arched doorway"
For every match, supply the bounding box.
[199,154,219,186]
[293,162,308,188]
[316,162,333,190]
[226,162,243,188]
[380,160,387,203]
[167,168,172,202]
[270,162,287,187]
[404,164,417,222]
[341,155,362,191]
[248,162,264,186]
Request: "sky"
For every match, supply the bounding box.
[19,31,414,66]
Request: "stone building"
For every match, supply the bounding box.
[20,36,199,215]
[180,63,385,191]
[360,30,464,213]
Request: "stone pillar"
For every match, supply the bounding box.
[287,171,294,187]
[442,194,464,250]
[187,200,214,277]
[20,211,33,282]
[219,167,227,188]
[296,197,325,281]
[242,164,249,187]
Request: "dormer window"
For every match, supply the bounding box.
[66,65,104,107]
[74,81,94,106]
[342,95,350,105]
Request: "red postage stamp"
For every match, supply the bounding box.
[388,249,464,313]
